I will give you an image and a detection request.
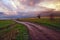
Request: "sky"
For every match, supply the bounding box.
[0,0,60,18]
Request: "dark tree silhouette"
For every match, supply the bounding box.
[50,14,54,20]
[16,18,20,21]
[37,15,41,19]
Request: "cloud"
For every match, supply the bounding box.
[0,0,17,11]
[20,0,42,6]
[0,0,60,18]
[37,0,60,11]
[0,0,60,12]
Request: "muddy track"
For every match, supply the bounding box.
[15,20,60,40]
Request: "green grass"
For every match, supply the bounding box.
[14,24,29,40]
[20,18,60,30]
[0,20,15,28]
[0,20,15,36]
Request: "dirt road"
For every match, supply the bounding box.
[15,20,60,40]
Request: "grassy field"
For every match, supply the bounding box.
[0,20,15,36]
[20,18,60,30]
[0,20,29,40]
[0,20,15,28]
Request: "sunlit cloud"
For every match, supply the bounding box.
[0,0,60,16]
[38,0,60,11]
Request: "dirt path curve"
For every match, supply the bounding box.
[14,20,60,40]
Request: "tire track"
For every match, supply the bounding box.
[14,20,60,40]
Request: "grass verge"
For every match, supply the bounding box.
[14,24,29,40]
